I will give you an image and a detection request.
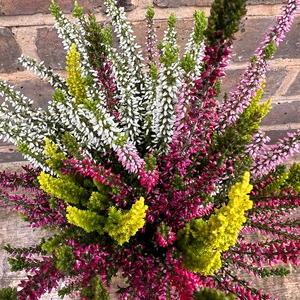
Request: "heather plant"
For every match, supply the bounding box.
[0,0,300,299]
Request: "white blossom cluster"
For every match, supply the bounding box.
[18,55,67,90]
[0,0,209,173]
[150,14,181,151]
[0,80,54,171]
[105,0,147,145]
[184,11,207,78]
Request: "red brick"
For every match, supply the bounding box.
[217,68,287,101]
[232,17,275,62]
[218,69,243,99]
[36,27,67,70]
[0,0,134,16]
[0,28,23,73]
[261,101,300,126]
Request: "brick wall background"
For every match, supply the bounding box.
[1,0,300,299]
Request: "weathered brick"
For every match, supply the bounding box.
[0,0,134,15]
[274,15,300,60]
[218,69,243,100]
[261,101,300,126]
[232,15,300,62]
[153,0,282,8]
[247,0,284,3]
[9,78,54,109]
[217,68,286,100]
[36,27,67,70]
[0,77,54,114]
[0,140,13,147]
[0,28,23,73]
[232,17,275,62]
[0,152,24,163]
[285,71,300,96]
[116,0,136,11]
[264,129,298,145]
[263,68,288,98]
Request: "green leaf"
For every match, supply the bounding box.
[0,287,18,300]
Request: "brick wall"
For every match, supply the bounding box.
[0,1,300,298]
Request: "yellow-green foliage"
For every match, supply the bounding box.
[285,163,300,193]
[104,197,148,245]
[38,172,89,205]
[264,171,289,194]
[80,274,110,300]
[42,235,62,253]
[241,83,272,141]
[66,197,147,245]
[86,179,111,211]
[42,228,79,253]
[18,212,29,222]
[177,172,253,275]
[55,245,75,273]
[88,191,109,211]
[66,43,87,105]
[66,206,106,233]
[44,138,66,171]
[194,288,236,300]
[0,286,18,300]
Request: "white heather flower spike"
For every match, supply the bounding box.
[104,0,147,145]
[0,80,55,170]
[18,56,67,89]
[150,13,181,153]
[183,10,207,78]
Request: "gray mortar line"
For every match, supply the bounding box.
[0,70,67,81]
[260,124,300,131]
[274,67,299,97]
[227,59,300,70]
[265,96,300,103]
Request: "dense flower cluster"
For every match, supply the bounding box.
[0,0,300,299]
